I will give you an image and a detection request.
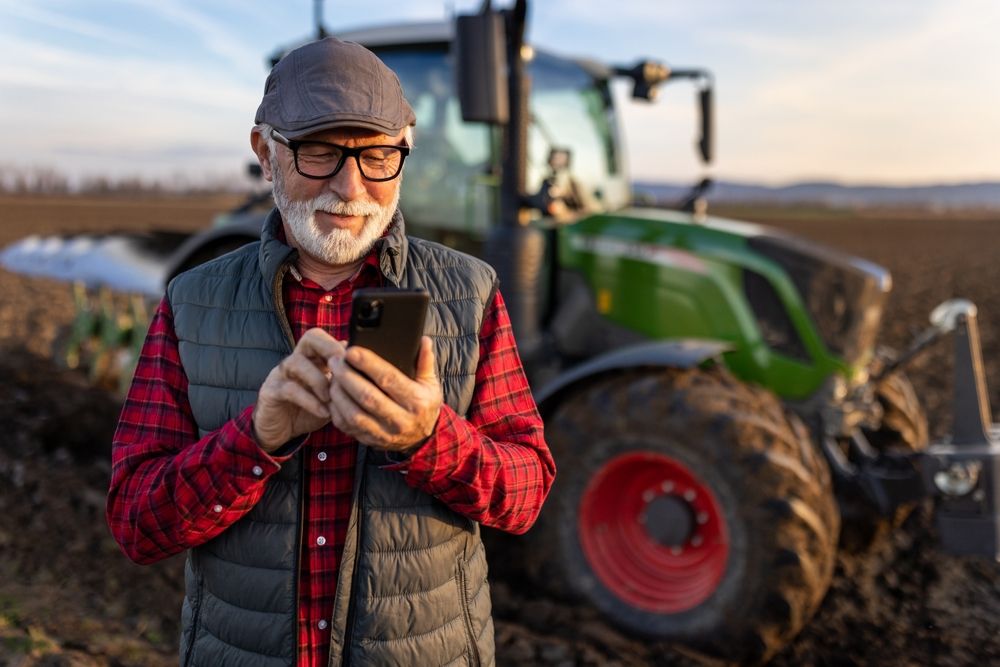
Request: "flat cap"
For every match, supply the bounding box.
[255,36,416,138]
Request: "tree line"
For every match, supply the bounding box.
[0,165,253,196]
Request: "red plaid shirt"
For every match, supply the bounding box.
[107,250,554,667]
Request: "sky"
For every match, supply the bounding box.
[1,0,999,188]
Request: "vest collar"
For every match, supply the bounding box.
[374,209,408,286]
[258,208,298,287]
[258,207,410,287]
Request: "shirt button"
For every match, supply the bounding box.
[318,620,328,630]
[317,451,328,462]
[212,504,223,513]
[316,536,327,546]
[323,294,333,303]
[252,465,264,477]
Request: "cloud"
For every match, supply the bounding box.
[0,1,148,50]
[0,33,257,111]
[535,0,712,25]
[123,0,262,77]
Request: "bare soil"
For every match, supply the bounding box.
[0,195,998,666]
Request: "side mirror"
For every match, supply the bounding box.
[699,87,714,164]
[453,12,509,124]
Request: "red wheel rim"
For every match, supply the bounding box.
[578,451,729,613]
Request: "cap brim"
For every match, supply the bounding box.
[278,116,413,140]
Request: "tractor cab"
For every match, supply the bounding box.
[335,21,630,256]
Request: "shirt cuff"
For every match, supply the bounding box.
[229,406,296,473]
[268,433,309,460]
[383,405,465,486]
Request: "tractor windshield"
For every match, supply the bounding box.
[527,52,628,213]
[378,46,627,244]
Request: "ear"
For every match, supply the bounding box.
[250,129,274,182]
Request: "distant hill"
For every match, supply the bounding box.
[633,180,1000,209]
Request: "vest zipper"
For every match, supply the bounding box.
[272,263,304,665]
[272,265,297,351]
[292,450,306,665]
[182,573,204,667]
[457,561,482,667]
[340,463,368,667]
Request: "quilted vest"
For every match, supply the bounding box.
[169,209,498,667]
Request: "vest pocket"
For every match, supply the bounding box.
[456,561,482,667]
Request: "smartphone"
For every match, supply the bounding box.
[348,287,430,379]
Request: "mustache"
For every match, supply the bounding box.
[313,193,384,217]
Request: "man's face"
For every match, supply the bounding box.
[263,127,405,266]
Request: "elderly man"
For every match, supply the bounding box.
[107,37,555,667]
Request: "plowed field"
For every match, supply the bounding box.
[0,195,997,666]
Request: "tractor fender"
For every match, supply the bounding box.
[163,219,264,284]
[534,339,732,413]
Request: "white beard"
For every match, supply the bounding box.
[271,162,400,266]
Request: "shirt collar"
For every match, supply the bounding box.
[274,225,381,290]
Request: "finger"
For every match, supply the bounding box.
[328,378,389,442]
[281,353,332,403]
[414,336,437,383]
[278,380,330,420]
[297,327,346,364]
[343,345,413,405]
[329,355,409,430]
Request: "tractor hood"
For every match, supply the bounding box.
[624,207,889,367]
[559,206,892,395]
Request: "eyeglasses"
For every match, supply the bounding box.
[270,129,410,182]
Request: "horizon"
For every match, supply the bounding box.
[7,161,1000,194]
[2,0,999,187]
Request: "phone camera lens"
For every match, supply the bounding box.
[358,299,382,326]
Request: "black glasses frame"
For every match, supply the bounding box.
[270,129,410,182]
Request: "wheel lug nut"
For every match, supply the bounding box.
[696,512,709,524]
[661,481,674,493]
[671,546,683,555]
[683,489,696,502]
[642,490,655,503]
[691,535,703,547]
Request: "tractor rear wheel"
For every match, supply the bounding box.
[529,367,840,664]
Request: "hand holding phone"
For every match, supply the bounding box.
[330,288,442,451]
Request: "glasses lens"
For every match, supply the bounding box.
[295,142,344,178]
[357,146,404,181]
[291,142,406,181]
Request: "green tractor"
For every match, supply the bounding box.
[3,1,998,663]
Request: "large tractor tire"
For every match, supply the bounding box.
[865,370,929,453]
[529,367,840,664]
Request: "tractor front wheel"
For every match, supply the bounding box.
[531,367,840,664]
[840,369,930,550]
[865,370,929,453]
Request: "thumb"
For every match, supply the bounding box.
[415,336,437,383]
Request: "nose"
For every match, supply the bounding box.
[328,155,368,201]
